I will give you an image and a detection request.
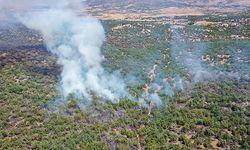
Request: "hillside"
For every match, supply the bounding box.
[86,0,250,20]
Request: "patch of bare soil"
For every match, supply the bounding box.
[210,137,219,149]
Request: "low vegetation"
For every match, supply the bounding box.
[0,12,249,149]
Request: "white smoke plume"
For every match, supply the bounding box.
[14,0,129,104]
[140,64,184,107]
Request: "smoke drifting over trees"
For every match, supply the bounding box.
[0,0,129,107]
[0,0,248,109]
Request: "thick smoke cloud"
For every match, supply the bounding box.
[3,0,129,105]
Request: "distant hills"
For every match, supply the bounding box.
[86,0,250,9]
[85,0,250,19]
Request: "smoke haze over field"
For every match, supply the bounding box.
[170,27,249,84]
